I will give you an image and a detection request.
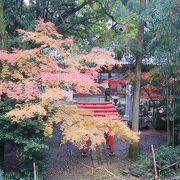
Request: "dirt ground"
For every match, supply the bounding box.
[43,124,167,180]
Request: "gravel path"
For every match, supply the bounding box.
[43,123,167,180]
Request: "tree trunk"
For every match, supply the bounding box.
[36,0,41,19]
[0,0,5,169]
[0,142,4,169]
[128,0,146,159]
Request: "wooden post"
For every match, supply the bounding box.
[151,145,158,180]
[33,162,37,180]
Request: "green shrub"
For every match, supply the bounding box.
[0,97,48,178]
[131,146,180,179]
[2,170,44,180]
[154,146,180,178]
[0,169,4,180]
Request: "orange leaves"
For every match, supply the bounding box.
[0,18,128,149]
[44,124,53,137]
[0,51,15,63]
[40,72,100,94]
[108,78,127,89]
[2,80,40,100]
[35,18,62,38]
[0,19,119,101]
[0,81,2,98]
[40,88,65,101]
[17,18,74,58]
[69,47,120,72]
[59,105,139,150]
[12,72,23,80]
[6,104,47,122]
[141,71,162,99]
[14,48,41,62]
[1,64,10,78]
[6,101,55,137]
[142,84,162,99]
[123,69,162,99]
[141,72,150,81]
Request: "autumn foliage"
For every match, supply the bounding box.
[0,18,139,151]
[107,69,163,100]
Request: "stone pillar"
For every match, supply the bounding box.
[123,84,132,121]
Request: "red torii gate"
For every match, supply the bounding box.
[77,101,120,156]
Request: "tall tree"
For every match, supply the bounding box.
[0,19,139,176]
[128,0,146,159]
[0,0,6,169]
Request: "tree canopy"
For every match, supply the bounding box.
[0,19,139,176]
[3,0,139,52]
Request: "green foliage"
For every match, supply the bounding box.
[2,171,43,180]
[131,146,180,179]
[173,96,180,121]
[3,171,25,180]
[0,169,3,180]
[0,0,6,49]
[142,0,180,145]
[0,168,44,180]
[111,64,121,73]
[129,155,153,178]
[0,97,47,178]
[154,146,180,178]
[80,60,96,68]
[143,0,180,62]
[2,0,139,52]
[4,0,35,34]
